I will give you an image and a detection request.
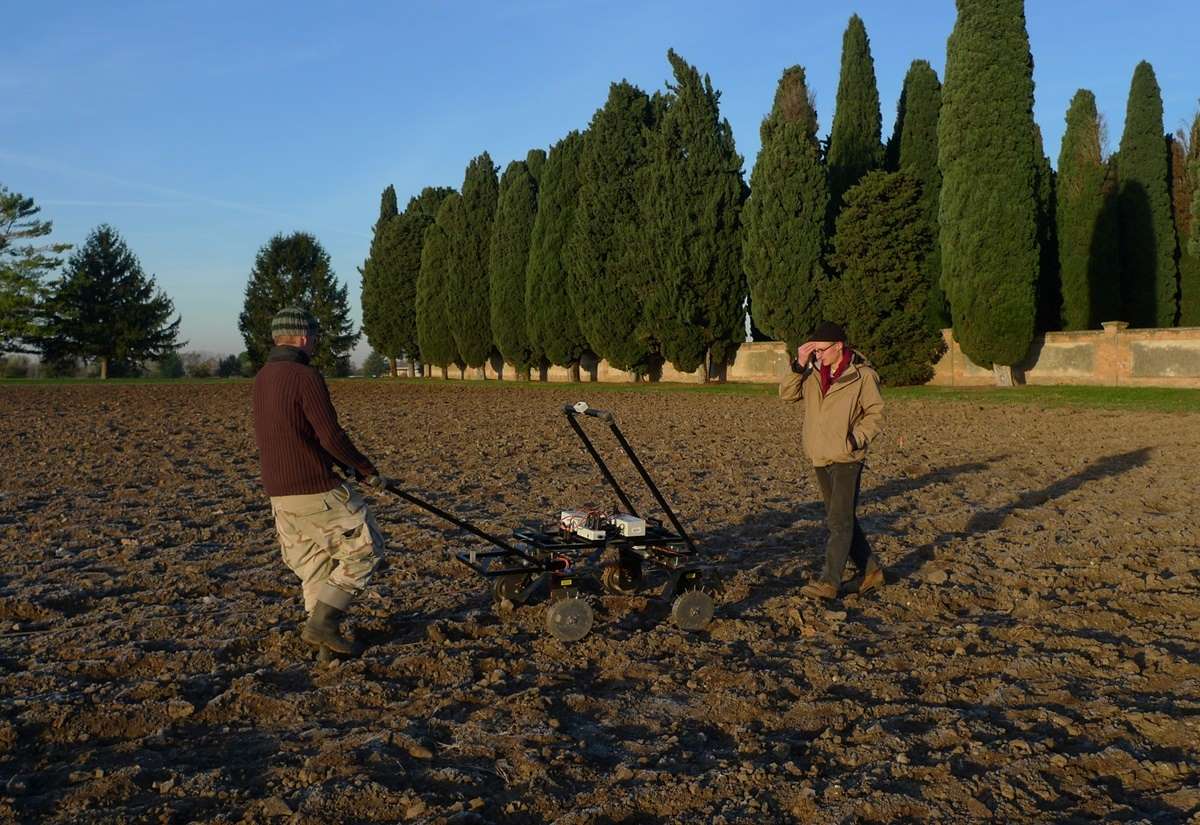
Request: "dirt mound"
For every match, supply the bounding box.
[0,382,1196,823]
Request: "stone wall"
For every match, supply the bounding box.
[929,323,1200,388]
[423,341,795,385]
[420,324,1200,388]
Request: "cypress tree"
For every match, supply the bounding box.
[826,14,884,233]
[1192,122,1200,259]
[526,149,547,187]
[1170,115,1200,325]
[890,60,947,329]
[568,81,657,373]
[358,186,400,374]
[526,131,589,373]
[1100,154,1124,317]
[939,0,1040,376]
[1056,90,1121,329]
[489,159,539,376]
[742,66,828,349]
[444,152,499,368]
[642,50,746,374]
[1118,62,1179,328]
[1033,128,1062,331]
[883,114,900,173]
[416,195,462,375]
[525,149,547,366]
[392,187,454,373]
[826,171,946,385]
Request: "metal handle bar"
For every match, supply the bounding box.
[379,480,525,556]
[559,402,697,554]
[562,402,614,422]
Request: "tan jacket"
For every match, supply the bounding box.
[779,353,884,467]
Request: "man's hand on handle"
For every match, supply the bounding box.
[362,474,392,494]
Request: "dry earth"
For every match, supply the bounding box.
[0,381,1197,824]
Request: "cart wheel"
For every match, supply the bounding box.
[545,596,593,642]
[672,589,714,631]
[491,573,532,606]
[601,564,639,595]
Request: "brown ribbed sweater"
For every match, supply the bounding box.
[252,347,376,496]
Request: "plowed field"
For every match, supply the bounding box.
[1,381,1197,823]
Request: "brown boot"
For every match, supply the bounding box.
[857,567,886,595]
[301,602,359,656]
[800,579,838,601]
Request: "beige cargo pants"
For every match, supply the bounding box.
[270,482,384,613]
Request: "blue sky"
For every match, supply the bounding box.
[3,0,1196,359]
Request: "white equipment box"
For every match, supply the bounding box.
[610,514,646,537]
[561,509,611,541]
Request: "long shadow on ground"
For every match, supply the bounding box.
[889,448,1153,579]
[705,460,996,617]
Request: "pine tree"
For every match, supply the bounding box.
[40,225,181,379]
[444,152,499,369]
[938,0,1040,376]
[416,194,462,375]
[489,159,539,376]
[1118,62,1179,327]
[361,350,388,378]
[1056,90,1121,329]
[826,172,946,385]
[216,354,241,378]
[1,186,70,353]
[568,81,657,373]
[826,14,884,233]
[642,50,746,374]
[1034,128,1062,331]
[1170,114,1200,325]
[237,231,357,373]
[888,60,947,329]
[742,66,828,349]
[158,352,185,379]
[526,132,589,373]
[359,185,399,372]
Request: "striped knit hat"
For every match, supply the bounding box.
[271,306,318,338]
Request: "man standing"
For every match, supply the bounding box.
[252,306,386,655]
[780,321,885,600]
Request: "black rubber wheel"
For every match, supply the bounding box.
[491,573,531,606]
[671,589,714,631]
[601,564,639,595]
[544,596,594,642]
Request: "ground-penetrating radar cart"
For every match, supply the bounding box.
[380,402,715,642]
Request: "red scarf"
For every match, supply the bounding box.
[818,349,852,395]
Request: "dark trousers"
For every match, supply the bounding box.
[814,461,878,588]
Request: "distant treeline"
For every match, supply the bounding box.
[3,2,1196,385]
[357,3,1198,384]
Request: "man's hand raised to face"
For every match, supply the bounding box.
[797,341,821,368]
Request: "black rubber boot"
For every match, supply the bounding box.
[301,601,359,656]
